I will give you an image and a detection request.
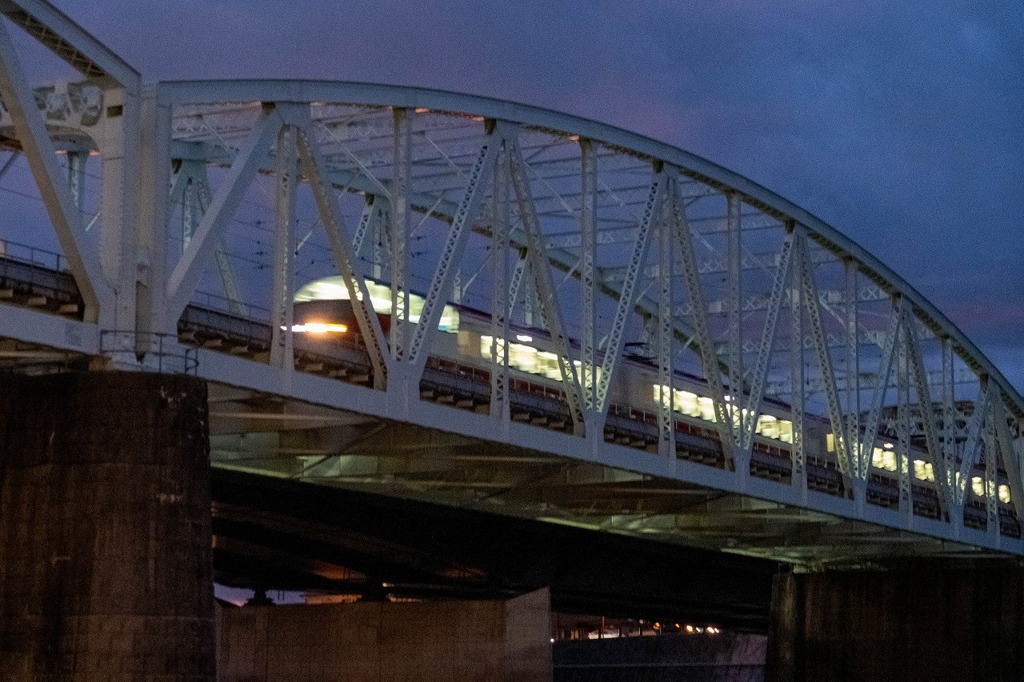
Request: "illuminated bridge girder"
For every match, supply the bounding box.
[0,0,1021,568]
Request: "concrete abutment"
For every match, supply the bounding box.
[218,588,553,682]
[766,561,1024,681]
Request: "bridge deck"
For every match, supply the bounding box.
[0,249,1016,567]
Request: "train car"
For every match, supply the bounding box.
[268,275,1016,531]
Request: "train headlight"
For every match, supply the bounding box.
[290,321,348,334]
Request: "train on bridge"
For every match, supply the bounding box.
[208,271,1020,537]
[0,232,1017,536]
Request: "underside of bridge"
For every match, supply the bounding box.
[205,381,1002,571]
[211,468,778,630]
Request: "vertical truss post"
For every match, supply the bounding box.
[580,138,598,414]
[490,141,511,422]
[672,180,736,462]
[390,107,412,363]
[896,325,913,517]
[373,202,390,281]
[96,85,142,333]
[984,411,999,535]
[844,260,861,473]
[789,226,806,492]
[656,176,675,458]
[269,124,298,371]
[137,88,171,339]
[726,193,743,436]
[594,167,662,416]
[799,234,853,483]
[181,176,199,248]
[296,123,390,390]
[67,150,87,212]
[941,336,958,503]
[452,267,463,304]
[506,127,585,435]
[740,230,794,451]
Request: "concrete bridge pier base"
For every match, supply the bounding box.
[766,562,1024,682]
[218,588,553,681]
[0,372,215,680]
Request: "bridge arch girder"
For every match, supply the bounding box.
[0,1,1018,562]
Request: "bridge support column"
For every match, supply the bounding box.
[218,588,552,681]
[0,372,215,680]
[766,561,1024,681]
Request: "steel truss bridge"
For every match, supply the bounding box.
[0,0,1021,579]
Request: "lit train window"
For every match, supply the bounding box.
[871,447,898,472]
[972,477,998,498]
[912,460,935,482]
[480,336,594,382]
[295,277,460,331]
[999,484,1012,504]
[651,385,793,443]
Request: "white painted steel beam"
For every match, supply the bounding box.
[296,123,390,389]
[580,138,598,414]
[390,107,412,364]
[154,80,1024,429]
[506,126,586,435]
[408,124,499,375]
[670,174,736,460]
[0,0,140,88]
[740,231,793,452]
[799,232,854,482]
[268,123,297,371]
[489,141,511,423]
[594,169,662,417]
[0,16,110,321]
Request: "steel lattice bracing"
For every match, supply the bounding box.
[0,1,1022,568]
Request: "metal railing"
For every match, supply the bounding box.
[0,236,67,272]
[100,330,199,375]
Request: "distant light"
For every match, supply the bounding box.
[516,334,533,342]
[568,134,580,142]
[550,638,555,643]
[883,442,894,450]
[685,625,694,634]
[287,322,348,334]
[415,107,430,113]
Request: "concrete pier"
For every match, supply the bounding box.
[218,588,553,681]
[0,372,215,680]
[766,561,1024,681]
